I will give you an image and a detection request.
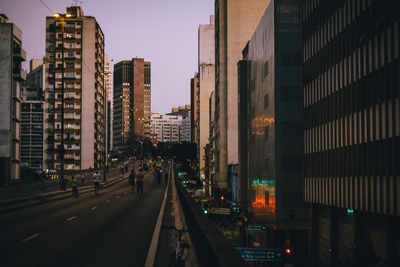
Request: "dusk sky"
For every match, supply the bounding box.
[1,0,214,114]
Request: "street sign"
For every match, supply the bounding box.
[236,248,284,261]
[245,224,267,231]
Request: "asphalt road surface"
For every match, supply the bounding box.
[0,172,165,267]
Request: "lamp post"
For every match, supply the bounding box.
[54,12,71,190]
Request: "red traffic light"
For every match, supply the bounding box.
[285,248,291,254]
[220,196,224,200]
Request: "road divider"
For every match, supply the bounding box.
[66,216,77,222]
[21,233,39,242]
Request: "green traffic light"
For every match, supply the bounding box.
[203,209,208,214]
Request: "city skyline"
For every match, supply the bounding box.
[1,0,214,114]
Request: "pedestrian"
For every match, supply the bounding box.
[164,170,169,185]
[135,167,144,194]
[93,172,100,195]
[120,164,124,174]
[125,163,128,173]
[129,170,136,193]
[70,176,79,197]
[80,171,85,186]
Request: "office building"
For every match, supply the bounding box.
[0,14,26,183]
[151,112,182,143]
[113,58,151,151]
[303,1,400,266]
[190,73,199,144]
[198,15,215,179]
[44,6,105,171]
[21,59,45,171]
[105,54,113,156]
[238,1,309,263]
[181,112,191,143]
[214,0,268,190]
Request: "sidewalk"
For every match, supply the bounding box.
[0,164,131,215]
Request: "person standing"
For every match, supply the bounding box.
[135,167,144,194]
[164,169,168,185]
[70,176,79,197]
[93,172,100,195]
[80,171,85,186]
[129,170,136,193]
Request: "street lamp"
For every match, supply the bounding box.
[54,12,71,189]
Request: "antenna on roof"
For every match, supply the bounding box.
[72,0,83,6]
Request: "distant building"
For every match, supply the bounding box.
[190,73,199,144]
[113,58,151,151]
[180,112,191,143]
[198,15,215,178]
[214,0,269,190]
[151,112,182,143]
[0,14,26,183]
[44,6,105,171]
[105,55,113,158]
[167,105,191,119]
[21,59,45,171]
[209,90,216,191]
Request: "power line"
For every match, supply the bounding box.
[39,0,54,14]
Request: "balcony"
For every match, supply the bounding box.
[13,68,26,81]
[13,48,26,62]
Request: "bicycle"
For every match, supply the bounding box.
[162,225,190,267]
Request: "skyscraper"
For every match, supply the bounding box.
[198,15,215,179]
[113,58,151,152]
[44,6,105,171]
[0,14,26,183]
[190,73,199,144]
[214,0,268,190]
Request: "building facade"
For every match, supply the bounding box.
[303,1,400,266]
[180,112,191,143]
[105,54,113,157]
[151,112,182,143]
[190,73,199,144]
[113,58,151,152]
[21,59,45,171]
[44,6,105,171]
[198,15,215,179]
[167,105,191,118]
[0,14,26,183]
[214,0,269,190]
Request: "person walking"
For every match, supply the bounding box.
[93,172,100,195]
[156,169,161,185]
[135,167,144,194]
[129,170,136,193]
[70,176,79,197]
[80,171,85,186]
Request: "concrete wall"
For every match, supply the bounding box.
[81,18,96,169]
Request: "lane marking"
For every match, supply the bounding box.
[22,233,39,242]
[91,206,97,210]
[106,200,111,203]
[67,216,77,221]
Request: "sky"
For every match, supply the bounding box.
[1,0,214,114]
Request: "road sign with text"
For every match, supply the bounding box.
[245,224,267,231]
[236,248,284,261]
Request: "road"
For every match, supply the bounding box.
[0,171,165,267]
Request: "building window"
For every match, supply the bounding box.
[264,60,269,77]
[264,93,269,108]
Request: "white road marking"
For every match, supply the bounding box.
[66,216,77,221]
[91,206,97,210]
[22,233,39,242]
[106,200,111,203]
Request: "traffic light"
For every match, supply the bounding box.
[178,172,182,177]
[203,209,208,215]
[220,196,224,200]
[285,248,291,255]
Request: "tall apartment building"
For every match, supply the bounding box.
[21,59,45,171]
[190,73,199,144]
[113,58,151,151]
[214,0,268,190]
[238,0,309,263]
[303,1,400,266]
[209,90,216,191]
[198,15,215,179]
[44,6,105,171]
[151,112,182,143]
[0,14,26,183]
[105,54,113,156]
